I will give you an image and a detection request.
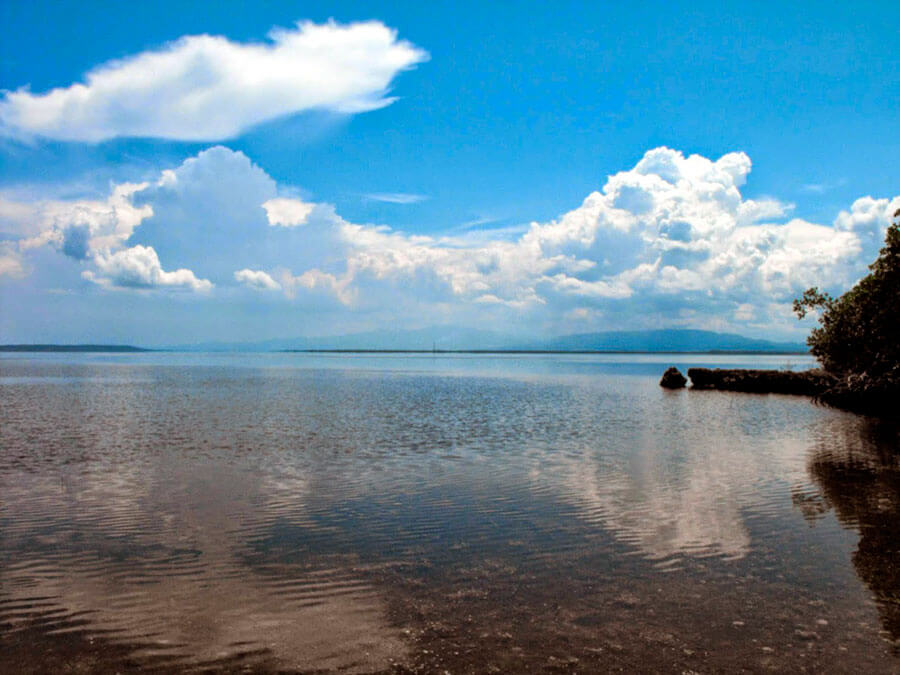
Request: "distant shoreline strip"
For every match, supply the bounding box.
[279,349,810,355]
[0,345,151,352]
[1,345,809,355]
[0,344,809,356]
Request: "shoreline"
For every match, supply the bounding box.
[686,367,834,396]
[1,345,809,355]
[664,366,895,418]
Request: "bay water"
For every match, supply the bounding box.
[1,352,898,672]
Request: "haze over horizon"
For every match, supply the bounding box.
[1,1,898,344]
[164,327,810,352]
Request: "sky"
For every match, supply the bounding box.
[0,0,897,346]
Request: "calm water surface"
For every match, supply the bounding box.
[1,353,898,673]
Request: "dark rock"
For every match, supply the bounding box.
[659,367,687,389]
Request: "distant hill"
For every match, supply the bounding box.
[0,344,152,352]
[518,329,807,353]
[167,328,807,353]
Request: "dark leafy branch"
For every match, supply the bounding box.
[793,208,900,414]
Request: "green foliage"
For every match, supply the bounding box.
[791,288,833,320]
[794,209,900,378]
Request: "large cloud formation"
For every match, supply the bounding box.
[247,147,897,334]
[2,146,897,337]
[0,172,212,292]
[0,21,428,142]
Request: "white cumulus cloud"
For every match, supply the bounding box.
[234,268,281,291]
[263,147,897,334]
[3,183,153,258]
[0,21,428,142]
[0,242,26,280]
[0,166,212,293]
[263,198,315,227]
[84,245,212,292]
[279,268,355,304]
[4,145,898,337]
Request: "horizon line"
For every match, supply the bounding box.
[0,344,810,356]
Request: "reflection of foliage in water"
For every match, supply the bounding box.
[803,420,900,646]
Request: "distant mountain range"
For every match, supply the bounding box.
[1,329,808,354]
[513,329,807,353]
[164,328,807,353]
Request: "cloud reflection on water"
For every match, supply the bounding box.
[0,460,407,671]
[537,392,818,563]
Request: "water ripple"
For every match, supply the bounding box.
[2,355,898,671]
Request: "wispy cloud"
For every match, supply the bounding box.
[444,216,529,242]
[0,21,428,142]
[801,178,847,194]
[456,216,504,229]
[363,192,428,204]
[450,223,530,243]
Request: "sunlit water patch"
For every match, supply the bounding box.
[1,353,898,672]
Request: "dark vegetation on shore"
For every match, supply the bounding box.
[663,210,900,418]
[791,209,900,416]
[660,366,836,396]
[687,367,834,396]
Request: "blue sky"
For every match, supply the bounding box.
[1,0,897,345]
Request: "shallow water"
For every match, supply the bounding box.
[1,352,898,673]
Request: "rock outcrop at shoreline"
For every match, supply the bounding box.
[685,368,835,396]
[659,367,687,388]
